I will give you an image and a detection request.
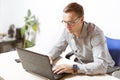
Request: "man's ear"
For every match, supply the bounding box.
[81,16,84,22]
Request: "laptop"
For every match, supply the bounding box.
[16,48,66,80]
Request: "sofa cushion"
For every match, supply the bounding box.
[106,37,120,66]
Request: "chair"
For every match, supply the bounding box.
[106,37,120,66]
[106,37,120,74]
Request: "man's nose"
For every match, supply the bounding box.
[65,23,71,28]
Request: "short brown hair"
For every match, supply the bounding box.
[63,2,84,17]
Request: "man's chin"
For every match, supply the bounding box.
[69,31,73,33]
[67,29,73,33]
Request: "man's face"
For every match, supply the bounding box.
[62,11,83,33]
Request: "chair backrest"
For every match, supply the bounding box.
[106,37,120,66]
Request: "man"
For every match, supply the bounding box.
[48,2,115,75]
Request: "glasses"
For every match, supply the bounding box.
[62,16,80,25]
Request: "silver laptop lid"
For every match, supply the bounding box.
[16,48,55,80]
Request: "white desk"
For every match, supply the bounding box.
[0,51,120,80]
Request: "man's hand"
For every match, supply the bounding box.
[52,64,73,74]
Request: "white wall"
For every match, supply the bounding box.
[0,0,24,32]
[0,0,120,52]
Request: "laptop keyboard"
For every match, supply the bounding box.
[52,64,66,79]
[54,73,66,80]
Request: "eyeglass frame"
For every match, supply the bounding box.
[61,16,81,25]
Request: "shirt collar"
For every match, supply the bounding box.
[74,21,88,39]
[68,21,88,39]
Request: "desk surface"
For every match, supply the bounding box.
[0,50,120,80]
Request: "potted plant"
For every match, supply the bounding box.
[21,9,39,48]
